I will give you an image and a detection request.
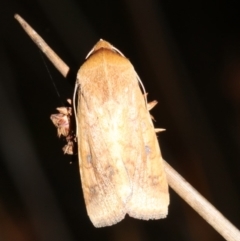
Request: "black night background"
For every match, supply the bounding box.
[0,1,240,240]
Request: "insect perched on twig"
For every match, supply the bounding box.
[51,40,169,227]
[15,14,240,240]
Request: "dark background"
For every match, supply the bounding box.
[0,0,240,240]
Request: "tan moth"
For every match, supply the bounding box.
[72,39,169,227]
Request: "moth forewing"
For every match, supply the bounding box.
[126,101,169,219]
[76,41,133,227]
[74,39,169,227]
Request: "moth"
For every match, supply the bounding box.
[76,40,169,227]
[51,39,169,227]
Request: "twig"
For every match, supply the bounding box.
[14,13,240,241]
[14,14,69,78]
[164,161,240,241]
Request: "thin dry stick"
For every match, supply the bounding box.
[164,161,240,241]
[14,14,69,78]
[15,14,240,241]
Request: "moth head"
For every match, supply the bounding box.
[86,39,125,59]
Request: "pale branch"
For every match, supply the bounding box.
[15,13,240,241]
[14,14,69,78]
[164,161,240,241]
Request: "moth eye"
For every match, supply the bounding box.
[87,154,92,163]
[145,145,151,154]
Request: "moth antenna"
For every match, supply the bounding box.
[136,74,148,107]
[111,46,125,57]
[85,46,95,59]
[73,82,79,138]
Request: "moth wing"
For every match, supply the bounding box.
[125,75,169,220]
[76,51,133,227]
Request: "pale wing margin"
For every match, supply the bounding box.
[126,74,170,220]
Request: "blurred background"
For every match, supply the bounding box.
[0,0,240,240]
